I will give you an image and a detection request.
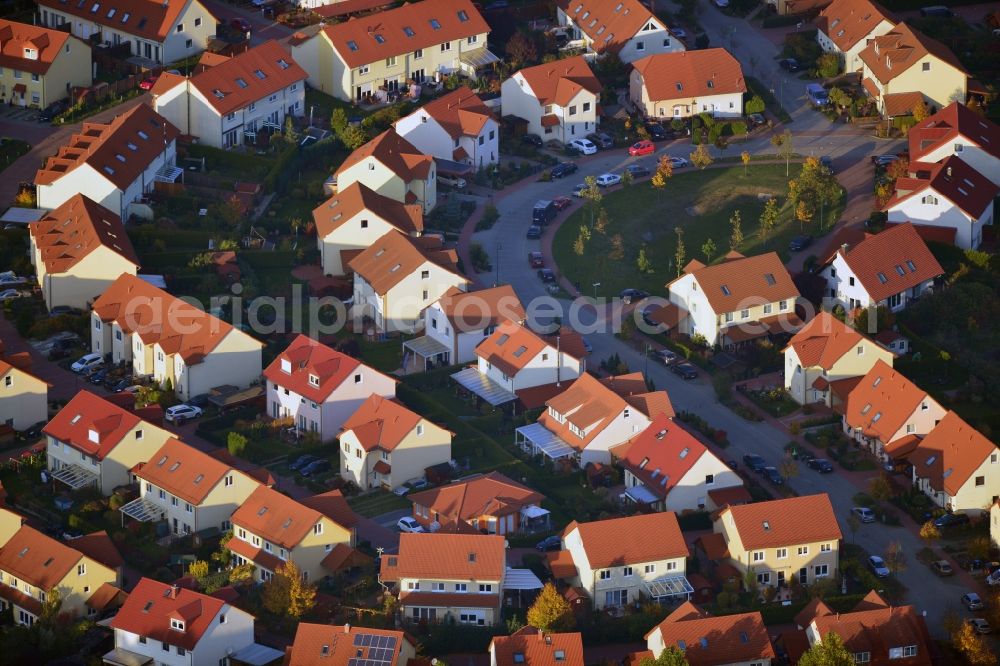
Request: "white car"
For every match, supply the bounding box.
[668,156,689,168]
[438,174,467,189]
[70,353,103,373]
[851,506,876,523]
[571,183,587,197]
[595,173,622,187]
[164,404,203,423]
[569,139,597,155]
[868,555,890,578]
[397,517,425,533]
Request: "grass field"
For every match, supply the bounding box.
[0,138,30,172]
[552,164,844,298]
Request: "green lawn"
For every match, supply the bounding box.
[0,138,29,172]
[553,164,843,298]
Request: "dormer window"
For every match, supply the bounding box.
[23,48,37,60]
[281,359,292,373]
[88,429,99,443]
[170,619,185,632]
[308,374,319,387]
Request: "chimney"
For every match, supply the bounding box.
[344,623,351,633]
[169,584,180,598]
[945,166,952,179]
[841,243,850,254]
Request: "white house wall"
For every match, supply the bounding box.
[886,191,990,249]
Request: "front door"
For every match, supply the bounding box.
[173,518,179,534]
[799,567,808,584]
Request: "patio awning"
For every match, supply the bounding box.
[459,46,500,69]
[505,567,543,590]
[643,574,694,600]
[516,423,575,459]
[451,367,517,406]
[403,335,449,359]
[102,648,153,666]
[120,497,165,523]
[520,504,549,520]
[623,484,660,505]
[154,165,184,183]
[231,644,286,666]
[51,464,98,490]
[434,157,474,176]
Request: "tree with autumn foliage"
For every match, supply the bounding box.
[527,583,574,632]
[951,619,996,665]
[639,646,690,666]
[798,632,855,665]
[689,143,713,170]
[262,560,316,621]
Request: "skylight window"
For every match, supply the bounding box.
[213,89,226,98]
[721,285,731,296]
[121,11,129,22]
[497,333,510,345]
[765,273,776,285]
[115,154,125,162]
[872,412,882,422]
[194,474,203,484]
[512,345,528,358]
[258,506,268,516]
[157,455,167,466]
[457,9,469,21]
[861,403,872,415]
[707,80,714,88]
[127,142,137,151]
[906,260,916,272]
[926,455,936,465]
[169,462,180,472]
[895,265,905,276]
[106,8,115,18]
[103,165,114,175]
[254,69,267,79]
[403,26,415,36]
[429,18,441,29]
[347,40,359,51]
[236,78,248,88]
[138,130,149,140]
[90,2,100,13]
[373,33,385,43]
[277,58,290,69]
[137,17,147,29]
[678,640,687,651]
[877,272,888,284]
[676,82,683,91]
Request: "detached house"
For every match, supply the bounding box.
[380,533,506,626]
[843,359,945,463]
[885,157,998,249]
[555,0,683,64]
[394,85,498,168]
[35,103,181,220]
[91,273,263,400]
[37,0,216,65]
[0,525,118,626]
[29,194,140,311]
[339,394,452,492]
[516,372,674,466]
[615,413,745,513]
[0,20,91,109]
[264,334,397,442]
[151,40,307,149]
[408,471,548,535]
[706,494,842,589]
[0,353,48,431]
[490,627,584,666]
[630,49,746,120]
[666,251,802,347]
[405,284,525,370]
[559,513,691,609]
[819,222,943,313]
[501,56,601,146]
[335,129,437,214]
[349,230,468,334]
[909,411,999,515]
[644,602,775,665]
[121,438,261,538]
[106,578,261,666]
[858,23,967,117]
[289,0,493,103]
[228,485,357,583]
[783,311,895,407]
[288,623,417,666]
[44,390,172,495]
[816,0,897,74]
[909,102,1000,186]
[314,182,424,277]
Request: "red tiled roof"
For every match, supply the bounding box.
[862,77,881,98]
[0,525,87,591]
[884,433,921,459]
[844,359,931,441]
[42,390,143,460]
[825,223,943,303]
[340,394,424,452]
[719,494,842,550]
[399,591,500,609]
[556,0,662,55]
[633,49,746,102]
[36,0,212,42]
[312,181,423,240]
[410,85,492,140]
[646,602,776,666]
[564,512,688,569]
[321,543,370,572]
[70,531,124,571]
[883,222,956,245]
[226,533,285,572]
[408,471,544,524]
[336,128,433,181]
[434,284,525,331]
[859,23,966,85]
[231,485,326,550]
[883,91,925,118]
[697,532,730,560]
[348,230,466,295]
[264,334,394,404]
[539,373,635,453]
[138,438,252,506]
[887,157,998,219]
[671,251,799,315]
[476,320,560,378]
[110,578,228,651]
[300,489,359,530]
[616,414,710,501]
[516,55,600,107]
[909,101,1000,163]
[86,582,127,611]
[0,19,75,76]
[288,623,412,666]
[0,582,41,615]
[910,411,998,496]
[707,485,752,508]
[490,627,584,666]
[817,0,896,53]
[382,533,505,582]
[645,303,687,329]
[783,312,871,371]
[546,550,577,580]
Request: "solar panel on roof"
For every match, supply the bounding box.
[354,634,364,646]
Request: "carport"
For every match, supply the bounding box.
[451,367,517,406]
[50,464,98,490]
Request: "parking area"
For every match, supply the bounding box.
[0,105,40,122]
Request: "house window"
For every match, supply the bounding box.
[814,564,829,577]
[467,35,478,44]
[855,652,871,663]
[922,62,930,71]
[441,42,451,52]
[976,476,985,486]
[416,424,424,435]
[741,309,749,319]
[421,270,429,279]
[479,583,492,592]
[170,619,185,631]
[705,474,714,485]
[644,564,655,574]
[821,543,832,552]
[753,551,764,562]
[176,23,183,32]
[636,40,645,51]
[599,570,611,580]
[622,566,633,577]
[432,582,445,591]
[407,581,419,590]
[777,548,787,559]
[414,48,423,59]
[3,376,10,387]
[359,65,370,75]
[763,304,772,314]
[604,589,628,606]
[386,56,396,67]
[455,583,467,592]
[798,546,809,556]
[757,572,771,585]
[195,17,201,26]
[77,564,86,575]
[569,105,577,116]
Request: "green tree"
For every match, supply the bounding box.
[227,432,248,457]
[674,227,686,277]
[621,167,634,187]
[816,53,841,78]
[789,156,841,230]
[505,30,538,68]
[283,116,298,144]
[919,520,941,546]
[573,234,586,257]
[581,175,602,227]
[746,95,766,115]
[330,107,348,135]
[290,217,303,237]
[952,619,996,666]
[846,512,860,544]
[188,560,210,579]
[526,583,574,632]
[729,210,744,251]
[651,155,673,202]
[779,454,799,483]
[340,124,370,150]
[868,474,892,504]
[758,197,779,248]
[689,143,714,169]
[795,199,814,231]
[262,561,316,620]
[912,99,929,122]
[639,646,690,666]
[884,541,907,577]
[771,129,794,177]
[218,194,244,229]
[39,588,62,627]
[828,87,851,109]
[799,632,856,666]
[702,237,717,263]
[637,246,653,273]
[594,206,609,235]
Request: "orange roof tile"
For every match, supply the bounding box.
[909,101,1000,163]
[546,550,577,579]
[399,590,500,608]
[35,103,180,191]
[383,532,505,581]
[887,157,998,219]
[633,49,746,102]
[556,0,661,55]
[884,433,921,459]
[646,602,775,666]
[843,359,931,441]
[0,19,75,76]
[70,530,124,571]
[825,223,943,303]
[616,414,711,500]
[882,91,926,118]
[910,411,998,496]
[138,438,252,505]
[515,55,600,107]
[540,373,634,452]
[817,0,896,53]
[859,23,966,85]
[475,320,556,377]
[300,489,359,529]
[784,311,873,371]
[434,284,525,331]
[697,532,730,560]
[111,578,228,651]
[672,251,799,314]
[312,181,423,240]
[564,512,688,569]
[408,471,544,524]
[411,85,492,139]
[317,0,488,69]
[340,394,423,452]
[720,494,842,549]
[490,627,584,666]
[86,582,127,611]
[42,390,143,461]
[29,194,139,274]
[312,0,393,18]
[264,334,395,404]
[336,128,433,181]
[0,525,87,591]
[230,485,324,550]
[348,230,465,295]
[288,623,413,666]
[37,0,213,42]
[226,533,285,572]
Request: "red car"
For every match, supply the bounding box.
[552,195,572,211]
[528,251,544,268]
[139,76,158,90]
[629,140,655,156]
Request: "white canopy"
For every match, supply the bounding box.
[505,568,543,590]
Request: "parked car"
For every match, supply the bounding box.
[38,99,68,122]
[789,235,813,251]
[535,535,561,551]
[670,26,687,38]
[569,138,597,155]
[110,378,133,393]
[289,454,319,471]
[962,592,985,610]
[713,0,728,7]
[595,173,622,187]
[931,560,954,576]
[49,305,83,317]
[966,619,992,635]
[71,353,103,373]
[164,404,203,423]
[17,421,47,441]
[526,225,542,239]
[668,156,689,168]
[139,76,159,91]
[747,113,766,129]
[619,288,649,304]
[533,199,558,225]
[625,164,650,178]
[537,268,556,283]
[851,506,876,523]
[438,174,467,189]
[571,183,587,197]
[396,517,425,533]
[655,349,680,365]
[586,132,614,149]
[807,458,834,473]
[552,195,572,211]
[88,368,110,385]
[920,5,953,16]
[528,251,544,268]
[869,555,890,578]
[301,459,331,477]
[645,123,669,141]
[522,133,543,147]
[629,140,655,156]
[229,17,252,34]
[872,154,900,167]
[551,162,578,178]
[820,155,834,172]
[806,83,829,106]
[762,466,784,485]
[742,454,767,473]
[671,363,698,380]
[641,305,662,328]
[934,512,970,529]
[778,58,801,72]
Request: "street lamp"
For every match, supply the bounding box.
[592,282,600,302]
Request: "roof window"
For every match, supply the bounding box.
[213,89,226,99]
[157,455,168,466]
[137,17,147,29]
[193,474,203,484]
[169,462,180,472]
[347,40,358,51]
[403,26,414,36]
[106,8,115,18]
[258,506,268,516]
[457,9,469,21]
[497,333,510,345]
[90,3,100,13]
[429,18,441,29]
[877,272,887,284]
[906,260,916,272]
[512,345,528,358]
[115,154,125,162]
[121,12,129,22]
[721,285,731,295]
[236,78,248,88]
[138,130,149,140]
[373,33,385,43]
[254,69,267,79]
[277,58,290,69]
[765,273,776,285]
[895,265,905,276]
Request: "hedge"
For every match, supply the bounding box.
[187,144,274,179]
[241,251,299,270]
[130,226,216,251]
